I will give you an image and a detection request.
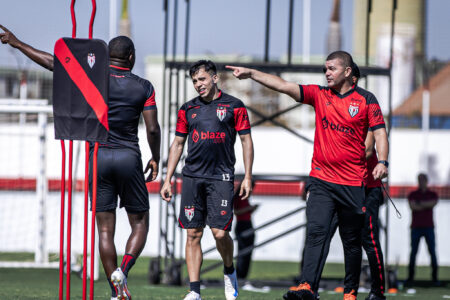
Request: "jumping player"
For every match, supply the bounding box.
[160,60,254,300]
[0,25,161,300]
[226,51,389,300]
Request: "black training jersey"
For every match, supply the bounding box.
[175,91,251,181]
[102,65,156,152]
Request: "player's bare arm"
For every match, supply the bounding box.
[0,25,54,71]
[372,127,389,180]
[143,109,161,182]
[160,135,186,202]
[226,65,301,101]
[365,130,375,159]
[239,133,254,200]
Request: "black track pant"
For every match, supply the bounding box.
[235,220,255,279]
[316,187,386,297]
[300,177,365,295]
[362,187,386,297]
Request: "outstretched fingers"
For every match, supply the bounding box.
[0,24,10,33]
[225,65,242,78]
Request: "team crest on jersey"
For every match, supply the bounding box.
[216,107,226,121]
[87,53,95,68]
[185,206,195,222]
[348,105,359,118]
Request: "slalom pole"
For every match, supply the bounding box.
[89,142,99,300]
[59,140,66,300]
[88,2,97,299]
[66,140,73,299]
[82,142,89,300]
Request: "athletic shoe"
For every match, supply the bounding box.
[343,289,357,300]
[283,282,315,300]
[224,270,239,300]
[183,291,202,300]
[110,268,132,300]
[365,292,386,300]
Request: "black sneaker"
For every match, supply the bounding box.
[283,290,315,300]
[365,292,386,300]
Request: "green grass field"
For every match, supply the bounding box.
[1,256,449,299]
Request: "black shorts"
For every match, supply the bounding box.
[178,175,234,230]
[89,147,149,213]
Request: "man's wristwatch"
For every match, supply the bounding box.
[378,160,389,167]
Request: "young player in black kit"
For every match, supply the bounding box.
[160,60,254,300]
[0,25,161,300]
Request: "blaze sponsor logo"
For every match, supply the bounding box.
[192,129,199,143]
[217,107,227,121]
[87,53,95,68]
[362,206,366,213]
[321,117,355,136]
[191,113,197,119]
[221,210,227,216]
[185,206,195,221]
[192,130,226,143]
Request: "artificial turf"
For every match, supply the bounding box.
[1,256,449,299]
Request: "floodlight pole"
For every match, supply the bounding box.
[364,0,372,89]
[287,0,294,65]
[264,0,271,62]
[385,0,397,270]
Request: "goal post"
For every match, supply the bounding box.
[0,99,99,279]
[0,99,53,268]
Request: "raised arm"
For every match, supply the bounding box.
[372,127,389,180]
[0,25,54,71]
[226,65,301,101]
[239,133,254,200]
[160,135,186,202]
[143,109,161,182]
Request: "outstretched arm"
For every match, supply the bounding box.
[239,133,254,200]
[0,25,54,71]
[226,65,301,101]
[143,110,161,182]
[160,136,186,202]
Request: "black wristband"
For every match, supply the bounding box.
[378,160,389,167]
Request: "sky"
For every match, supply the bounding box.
[0,0,449,77]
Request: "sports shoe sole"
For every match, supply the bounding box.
[283,290,315,300]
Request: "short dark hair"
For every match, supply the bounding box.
[352,62,360,79]
[108,36,135,60]
[326,51,354,68]
[418,173,428,181]
[189,60,217,77]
